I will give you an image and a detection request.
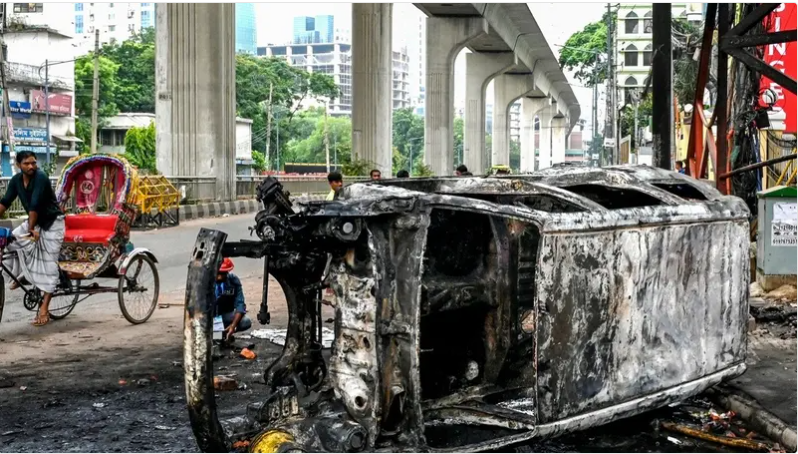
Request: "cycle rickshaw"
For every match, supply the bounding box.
[0,154,160,325]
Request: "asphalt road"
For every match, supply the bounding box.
[0,214,264,335]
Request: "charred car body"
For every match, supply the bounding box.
[184,164,750,452]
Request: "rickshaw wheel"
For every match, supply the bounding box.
[118,255,159,324]
[0,275,5,324]
[49,280,80,320]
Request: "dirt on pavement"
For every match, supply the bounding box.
[0,273,291,453]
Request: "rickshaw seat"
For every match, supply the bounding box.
[64,214,119,245]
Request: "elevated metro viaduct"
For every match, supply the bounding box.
[154,3,580,200]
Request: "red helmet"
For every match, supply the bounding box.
[219,257,234,273]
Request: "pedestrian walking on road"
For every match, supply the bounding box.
[0,151,65,327]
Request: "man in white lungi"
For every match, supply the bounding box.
[0,151,65,326]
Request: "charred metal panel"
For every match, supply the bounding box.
[184,228,231,452]
[535,220,749,423]
[328,212,430,449]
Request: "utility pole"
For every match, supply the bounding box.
[44,59,50,169]
[264,82,273,166]
[90,29,100,154]
[592,79,598,166]
[604,3,617,164]
[324,101,330,173]
[652,3,672,169]
[0,3,15,173]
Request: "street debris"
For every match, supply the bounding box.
[661,421,769,451]
[18,386,26,391]
[250,327,334,348]
[666,436,683,445]
[118,379,127,386]
[213,375,238,391]
[239,348,257,360]
[135,378,151,387]
[92,403,106,409]
[154,425,176,431]
[232,440,250,449]
[765,284,798,303]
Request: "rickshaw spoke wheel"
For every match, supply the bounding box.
[118,255,159,324]
[49,280,79,320]
[0,275,5,324]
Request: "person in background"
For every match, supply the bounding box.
[455,165,469,176]
[675,160,686,174]
[0,151,65,326]
[327,171,343,201]
[370,169,382,181]
[396,170,410,178]
[215,257,251,340]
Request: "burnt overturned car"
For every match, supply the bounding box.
[184,164,750,452]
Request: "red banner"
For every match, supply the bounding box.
[30,90,72,116]
[759,3,797,133]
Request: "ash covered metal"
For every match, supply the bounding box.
[183,164,750,452]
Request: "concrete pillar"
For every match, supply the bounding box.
[491,74,535,167]
[425,17,487,175]
[352,4,393,174]
[155,3,236,201]
[551,116,568,165]
[520,97,548,172]
[464,52,515,174]
[537,103,554,170]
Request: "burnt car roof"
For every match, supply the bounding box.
[344,164,722,206]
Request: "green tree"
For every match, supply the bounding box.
[124,121,157,172]
[558,11,615,86]
[75,54,119,118]
[99,28,156,112]
[671,18,702,104]
[252,150,267,174]
[392,108,424,174]
[620,92,652,149]
[282,115,352,167]
[235,55,339,162]
[74,54,120,151]
[454,117,464,166]
[510,140,521,171]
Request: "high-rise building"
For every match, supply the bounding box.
[235,3,257,55]
[292,14,334,44]
[71,3,156,54]
[258,43,411,116]
[314,15,334,44]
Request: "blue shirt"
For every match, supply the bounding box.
[214,273,246,315]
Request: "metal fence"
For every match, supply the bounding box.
[0,174,366,218]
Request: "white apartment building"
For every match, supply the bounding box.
[1,3,79,175]
[258,43,412,116]
[72,2,155,54]
[616,3,703,104]
[509,101,521,143]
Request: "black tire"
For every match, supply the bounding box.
[118,255,159,324]
[49,280,79,320]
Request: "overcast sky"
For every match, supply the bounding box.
[254,3,606,135]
